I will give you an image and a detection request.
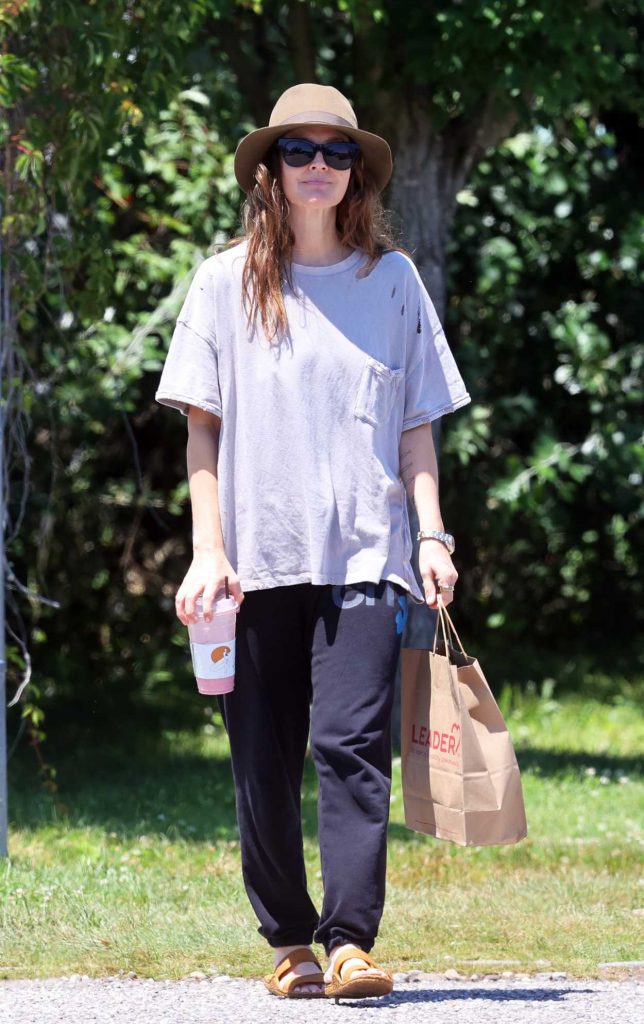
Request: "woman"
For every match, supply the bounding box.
[156,83,471,1000]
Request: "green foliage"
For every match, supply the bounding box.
[5,87,238,735]
[299,0,642,125]
[2,1,642,743]
[443,109,643,648]
[2,1,240,737]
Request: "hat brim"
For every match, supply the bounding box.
[234,122,393,194]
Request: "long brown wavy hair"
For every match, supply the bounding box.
[230,144,402,342]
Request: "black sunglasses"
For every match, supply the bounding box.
[276,137,360,171]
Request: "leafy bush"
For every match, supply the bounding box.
[443,110,643,671]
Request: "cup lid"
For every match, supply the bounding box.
[195,595,238,612]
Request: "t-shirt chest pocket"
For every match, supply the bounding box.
[354,355,405,427]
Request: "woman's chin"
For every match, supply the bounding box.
[295,195,339,209]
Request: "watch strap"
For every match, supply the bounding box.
[417,529,455,554]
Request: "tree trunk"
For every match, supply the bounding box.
[377,96,517,742]
[386,110,453,321]
[288,1,316,83]
[385,103,470,665]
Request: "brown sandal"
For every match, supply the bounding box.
[325,945,394,1002]
[263,947,326,999]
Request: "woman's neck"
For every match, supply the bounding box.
[289,207,353,267]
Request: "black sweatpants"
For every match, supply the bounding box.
[217,580,407,956]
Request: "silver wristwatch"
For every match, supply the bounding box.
[417,529,455,555]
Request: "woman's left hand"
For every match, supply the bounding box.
[418,540,458,609]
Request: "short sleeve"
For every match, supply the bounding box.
[155,260,221,418]
[402,267,471,431]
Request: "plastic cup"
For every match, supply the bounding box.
[187,594,238,695]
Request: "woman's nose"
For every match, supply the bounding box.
[309,147,327,167]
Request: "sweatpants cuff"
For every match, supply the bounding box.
[262,927,318,949]
[321,934,376,957]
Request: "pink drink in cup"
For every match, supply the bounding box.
[187,584,238,695]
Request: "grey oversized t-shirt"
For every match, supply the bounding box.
[155,241,471,600]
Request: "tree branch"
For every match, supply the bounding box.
[445,90,520,196]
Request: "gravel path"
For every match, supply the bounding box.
[1,972,641,1024]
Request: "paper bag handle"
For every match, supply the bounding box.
[433,596,468,657]
[434,598,481,711]
[432,599,462,708]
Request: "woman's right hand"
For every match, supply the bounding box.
[175,551,244,625]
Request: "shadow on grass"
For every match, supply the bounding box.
[8,736,641,844]
[8,736,319,843]
[514,747,642,779]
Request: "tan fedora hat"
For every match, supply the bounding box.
[234,83,393,193]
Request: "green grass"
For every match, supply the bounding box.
[2,688,642,981]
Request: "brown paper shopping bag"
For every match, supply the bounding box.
[401,600,528,846]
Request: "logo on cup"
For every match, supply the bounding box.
[210,645,232,664]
